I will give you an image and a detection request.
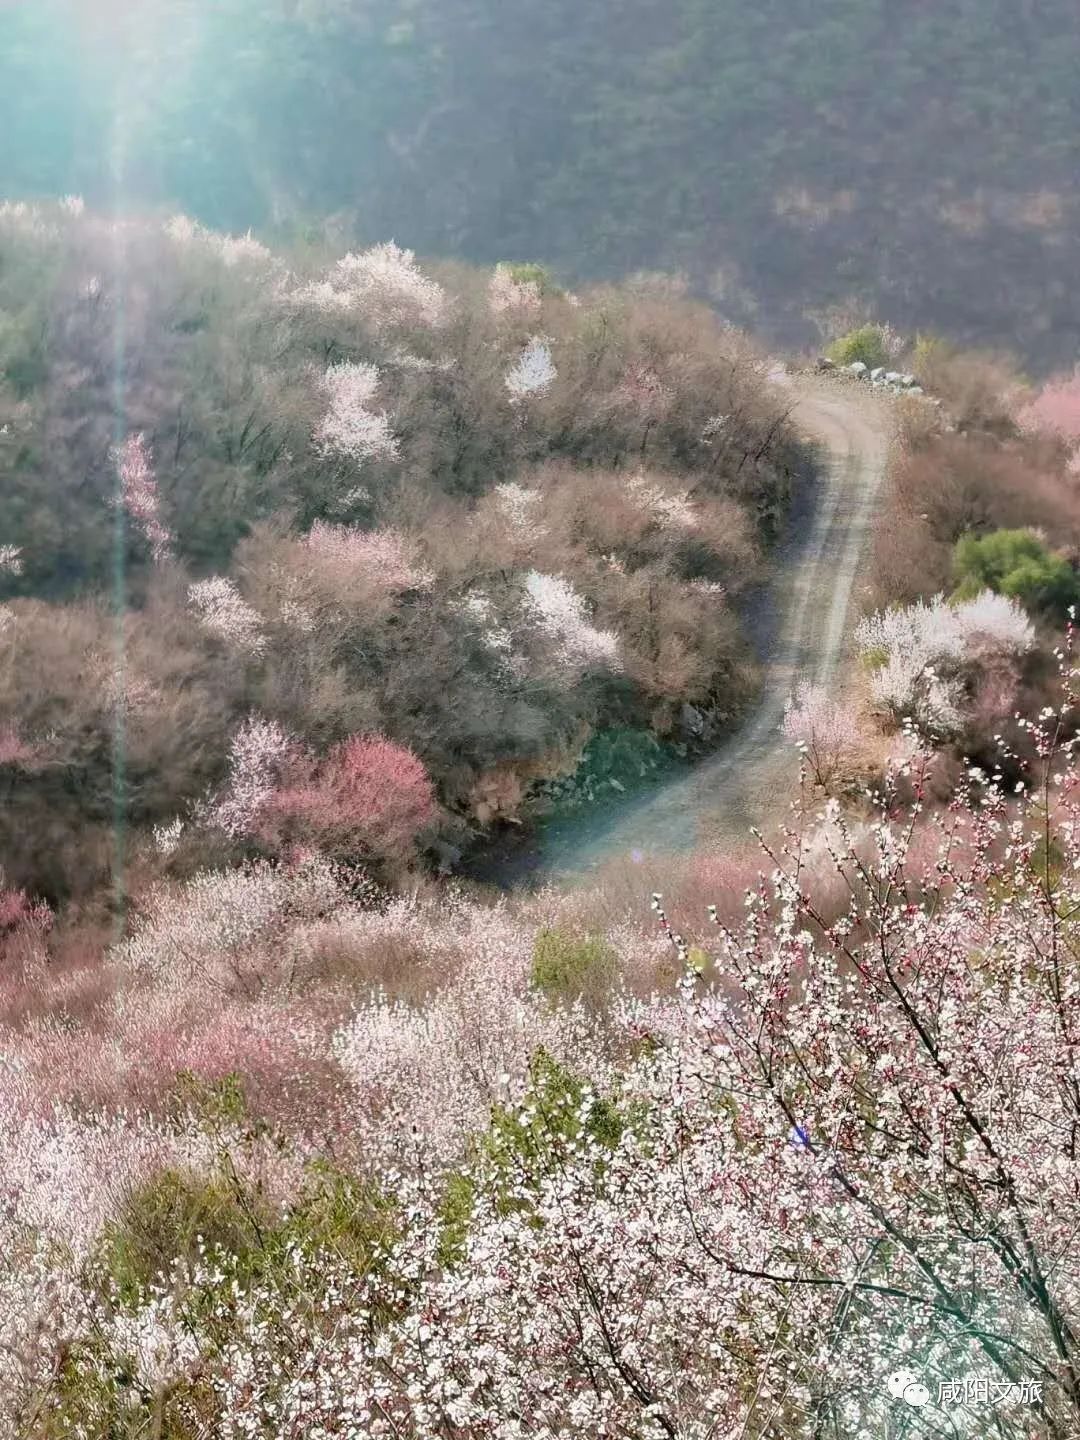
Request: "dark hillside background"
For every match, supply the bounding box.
[3,0,1080,369]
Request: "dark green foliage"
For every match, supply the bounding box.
[953,529,1080,614]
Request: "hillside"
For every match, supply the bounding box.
[4,0,1080,367]
[0,204,795,903]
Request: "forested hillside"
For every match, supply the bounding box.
[4,0,1080,368]
[0,202,793,902]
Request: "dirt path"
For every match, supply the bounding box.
[524,374,895,880]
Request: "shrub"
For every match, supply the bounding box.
[265,733,437,866]
[530,927,618,1002]
[953,528,1080,614]
[96,1167,269,1307]
[825,324,891,370]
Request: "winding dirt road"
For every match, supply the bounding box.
[531,374,894,880]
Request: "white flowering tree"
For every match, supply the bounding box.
[505,337,557,402]
[313,360,401,466]
[856,590,1035,733]
[523,570,621,676]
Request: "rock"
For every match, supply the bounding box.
[609,777,625,792]
[680,702,706,736]
[885,371,902,384]
[900,374,916,387]
[908,386,925,396]
[846,361,868,377]
[870,367,886,382]
[815,356,836,372]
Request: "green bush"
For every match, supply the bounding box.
[826,325,890,370]
[96,1167,269,1307]
[436,1170,476,1269]
[530,927,618,1002]
[953,528,1080,614]
[484,1049,624,1179]
[503,261,558,295]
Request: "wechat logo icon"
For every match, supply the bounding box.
[887,1369,931,1408]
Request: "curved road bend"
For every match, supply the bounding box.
[525,376,894,881]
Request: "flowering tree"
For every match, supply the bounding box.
[505,337,557,401]
[293,242,446,332]
[264,734,436,865]
[0,545,22,574]
[782,680,863,789]
[488,263,543,317]
[209,716,295,838]
[164,213,274,270]
[1018,373,1080,450]
[313,361,400,465]
[301,521,433,594]
[523,570,621,675]
[112,432,173,563]
[856,590,1034,732]
[187,576,267,656]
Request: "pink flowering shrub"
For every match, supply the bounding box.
[264,734,436,866]
[302,521,433,594]
[1017,371,1080,444]
[782,680,864,789]
[112,432,173,563]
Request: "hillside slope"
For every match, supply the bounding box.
[3,1,1080,366]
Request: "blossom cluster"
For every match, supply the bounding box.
[522,570,622,675]
[188,575,267,656]
[164,213,274,269]
[855,589,1034,731]
[302,520,433,593]
[112,432,173,562]
[782,680,863,788]
[313,360,401,465]
[488,262,543,316]
[291,241,446,331]
[505,336,557,401]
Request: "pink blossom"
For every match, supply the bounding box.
[112,433,172,562]
[1017,370,1080,443]
[302,521,433,592]
[782,681,862,788]
[0,727,33,765]
[264,734,436,864]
